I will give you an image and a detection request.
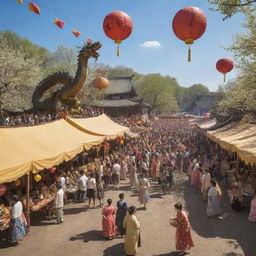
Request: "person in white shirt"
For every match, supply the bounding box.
[77,170,88,203]
[112,160,121,189]
[59,172,66,191]
[10,195,26,245]
[87,173,96,208]
[54,183,64,224]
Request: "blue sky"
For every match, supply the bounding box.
[1,0,246,91]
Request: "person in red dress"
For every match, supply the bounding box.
[102,199,116,240]
[170,203,194,256]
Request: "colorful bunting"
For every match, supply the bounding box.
[86,39,93,45]
[16,0,23,4]
[72,29,81,38]
[54,18,65,29]
[28,2,40,15]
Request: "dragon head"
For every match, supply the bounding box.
[80,41,102,60]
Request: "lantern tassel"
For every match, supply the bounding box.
[224,73,226,83]
[117,45,120,57]
[188,45,191,62]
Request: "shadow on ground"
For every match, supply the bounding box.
[182,177,256,256]
[64,207,88,215]
[102,242,124,256]
[69,230,104,243]
[153,252,190,256]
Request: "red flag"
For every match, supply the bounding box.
[72,29,81,38]
[54,18,64,29]
[28,2,40,15]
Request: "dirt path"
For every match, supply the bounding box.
[1,172,255,256]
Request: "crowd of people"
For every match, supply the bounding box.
[0,106,102,127]
[3,117,256,256]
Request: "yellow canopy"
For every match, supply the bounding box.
[65,114,130,139]
[0,120,104,183]
[206,122,256,165]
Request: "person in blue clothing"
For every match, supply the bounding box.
[116,193,128,237]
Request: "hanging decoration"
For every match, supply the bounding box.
[216,58,234,83]
[28,2,40,15]
[103,11,133,56]
[93,70,109,91]
[16,0,23,4]
[172,6,207,62]
[0,184,7,197]
[72,29,81,38]
[34,174,42,182]
[54,18,65,29]
[49,167,57,174]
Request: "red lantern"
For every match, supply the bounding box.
[49,167,56,174]
[216,58,234,83]
[172,6,207,62]
[103,11,133,56]
[0,184,7,197]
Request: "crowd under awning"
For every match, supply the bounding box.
[0,114,132,184]
[197,119,256,166]
[65,114,130,139]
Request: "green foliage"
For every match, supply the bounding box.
[213,14,256,123]
[208,0,256,19]
[181,84,210,112]
[136,73,179,113]
[0,31,49,61]
[0,38,43,111]
[44,46,77,77]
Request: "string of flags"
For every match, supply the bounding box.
[16,0,81,38]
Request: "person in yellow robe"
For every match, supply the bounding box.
[123,206,140,256]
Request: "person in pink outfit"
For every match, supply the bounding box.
[248,195,256,222]
[102,199,116,240]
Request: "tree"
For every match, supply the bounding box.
[208,0,256,19]
[181,84,210,112]
[0,31,49,61]
[44,46,77,77]
[212,15,256,123]
[136,73,179,113]
[0,39,43,111]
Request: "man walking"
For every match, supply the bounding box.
[54,183,64,224]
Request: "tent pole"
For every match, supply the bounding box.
[26,171,31,229]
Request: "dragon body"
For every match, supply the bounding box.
[31,41,101,113]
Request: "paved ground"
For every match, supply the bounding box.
[1,172,256,256]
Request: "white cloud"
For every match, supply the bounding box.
[140,41,161,48]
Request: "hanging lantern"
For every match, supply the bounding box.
[28,2,40,15]
[72,29,81,38]
[15,180,21,187]
[103,11,133,56]
[49,167,56,174]
[93,77,109,91]
[216,58,234,83]
[0,184,7,197]
[172,6,207,62]
[34,174,42,182]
